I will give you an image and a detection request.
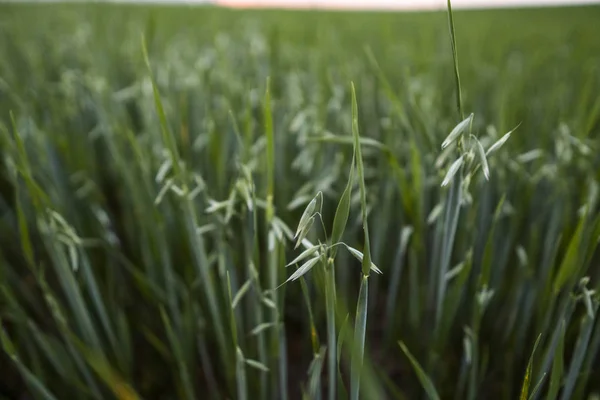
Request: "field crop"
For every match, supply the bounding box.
[1,2,600,399]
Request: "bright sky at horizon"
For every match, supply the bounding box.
[216,0,600,9]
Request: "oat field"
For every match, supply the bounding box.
[1,3,600,399]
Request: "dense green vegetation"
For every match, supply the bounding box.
[1,3,600,399]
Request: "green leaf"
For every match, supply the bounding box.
[337,314,350,367]
[337,313,350,400]
[350,82,372,277]
[16,189,35,268]
[560,302,598,400]
[553,211,587,294]
[227,272,238,348]
[2,321,59,400]
[528,373,547,400]
[398,341,441,400]
[547,321,565,400]
[264,76,275,202]
[330,153,355,255]
[73,338,141,400]
[160,307,194,400]
[236,347,248,400]
[520,333,542,400]
[308,347,326,398]
[351,275,369,400]
[28,323,76,379]
[141,34,183,179]
[0,321,17,359]
[446,0,464,119]
[10,112,50,210]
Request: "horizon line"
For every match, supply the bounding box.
[215,0,600,10]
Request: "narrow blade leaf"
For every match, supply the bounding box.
[350,82,372,276]
[351,276,369,400]
[520,333,543,400]
[399,341,441,400]
[547,321,566,400]
[330,154,355,253]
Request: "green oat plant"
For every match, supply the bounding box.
[278,81,381,400]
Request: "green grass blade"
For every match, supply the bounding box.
[350,82,372,277]
[308,347,326,400]
[300,275,320,354]
[330,157,355,255]
[384,226,413,335]
[553,212,586,294]
[71,337,141,400]
[227,272,238,348]
[435,171,462,327]
[547,320,566,400]
[141,35,182,179]
[398,341,440,400]
[559,301,598,400]
[236,347,248,400]
[160,307,195,400]
[446,0,464,119]
[1,322,59,400]
[15,188,35,269]
[351,275,369,400]
[528,373,546,400]
[264,76,275,218]
[519,333,542,400]
[325,258,337,400]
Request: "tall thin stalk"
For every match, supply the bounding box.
[350,82,373,400]
[435,0,467,330]
[325,259,336,400]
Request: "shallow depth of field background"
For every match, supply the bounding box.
[1,1,600,400]
[216,0,600,9]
